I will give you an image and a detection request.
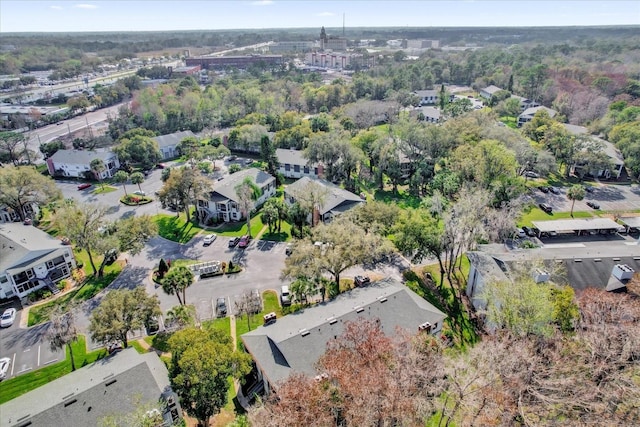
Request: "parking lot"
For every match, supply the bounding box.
[530,182,640,213]
[0,303,64,381]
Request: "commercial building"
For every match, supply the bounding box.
[185,55,284,70]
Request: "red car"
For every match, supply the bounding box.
[77,183,92,190]
[238,235,250,249]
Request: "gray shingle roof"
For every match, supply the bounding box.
[285,176,363,216]
[241,278,447,387]
[275,149,314,167]
[0,348,173,427]
[208,168,275,203]
[153,130,195,149]
[49,149,116,165]
[519,105,557,118]
[413,89,437,98]
[0,223,65,272]
[482,85,503,95]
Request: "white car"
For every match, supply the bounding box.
[0,357,11,379]
[203,234,217,246]
[133,190,146,196]
[0,308,16,328]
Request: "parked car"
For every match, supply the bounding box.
[586,201,600,209]
[77,183,92,190]
[238,235,250,249]
[516,228,526,238]
[354,275,371,287]
[244,158,253,165]
[0,308,16,328]
[107,341,123,355]
[522,226,537,237]
[285,244,293,256]
[524,171,540,178]
[0,357,11,380]
[584,185,594,193]
[145,317,161,336]
[133,190,146,196]
[216,297,228,317]
[539,203,553,214]
[227,155,237,161]
[228,236,240,248]
[203,234,217,246]
[280,285,291,306]
[156,163,166,169]
[548,186,561,195]
[538,186,549,193]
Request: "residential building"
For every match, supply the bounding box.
[0,348,182,427]
[153,130,196,160]
[196,168,276,224]
[466,242,640,311]
[479,85,504,100]
[0,203,38,223]
[47,149,119,179]
[275,148,321,179]
[512,95,540,111]
[0,222,76,300]
[413,89,438,106]
[241,278,447,394]
[564,124,626,180]
[413,106,441,123]
[284,176,364,224]
[517,105,557,127]
[185,55,284,70]
[304,51,374,69]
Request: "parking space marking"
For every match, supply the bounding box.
[37,345,41,366]
[17,367,32,374]
[23,348,31,352]
[43,358,58,366]
[11,353,16,376]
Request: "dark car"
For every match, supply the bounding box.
[285,244,293,256]
[77,183,92,190]
[354,275,371,287]
[216,297,228,317]
[522,226,537,237]
[539,203,553,214]
[586,201,600,209]
[156,163,166,169]
[228,237,240,248]
[548,186,561,195]
[584,185,594,193]
[538,186,549,193]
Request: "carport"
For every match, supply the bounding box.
[619,217,640,233]
[532,218,622,237]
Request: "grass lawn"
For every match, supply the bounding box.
[153,213,203,243]
[261,220,292,242]
[519,208,593,227]
[129,340,149,354]
[27,256,124,326]
[373,187,422,209]
[203,316,232,337]
[91,185,117,195]
[0,335,107,404]
[211,215,265,238]
[234,290,281,350]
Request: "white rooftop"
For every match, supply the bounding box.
[532,218,622,233]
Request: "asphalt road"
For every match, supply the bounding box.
[0,301,64,381]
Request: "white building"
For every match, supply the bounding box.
[0,222,76,300]
[196,168,276,224]
[276,148,321,179]
[153,130,196,160]
[46,149,119,179]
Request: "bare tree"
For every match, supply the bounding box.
[47,307,79,371]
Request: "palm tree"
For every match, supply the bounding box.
[567,184,586,217]
[161,266,194,306]
[130,171,145,193]
[235,177,262,238]
[90,158,106,190]
[113,170,130,196]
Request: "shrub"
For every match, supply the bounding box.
[228,260,234,270]
[221,261,227,271]
[57,280,67,291]
[158,258,169,279]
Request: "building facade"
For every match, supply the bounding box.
[0,222,76,300]
[47,149,119,179]
[185,55,284,70]
[276,148,321,179]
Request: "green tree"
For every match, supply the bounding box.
[89,287,161,348]
[550,285,579,333]
[0,166,61,221]
[113,130,162,170]
[235,177,262,238]
[166,304,197,330]
[228,163,242,174]
[168,327,252,426]
[287,202,307,237]
[113,170,130,196]
[46,308,78,371]
[161,266,194,306]
[90,158,106,189]
[261,201,279,234]
[260,135,279,178]
[283,216,391,293]
[158,258,169,279]
[0,131,27,166]
[178,136,201,167]
[55,203,111,276]
[129,171,145,193]
[159,167,211,222]
[566,184,586,217]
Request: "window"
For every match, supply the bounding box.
[294,165,300,173]
[285,164,291,171]
[303,166,309,174]
[314,167,319,175]
[217,203,227,212]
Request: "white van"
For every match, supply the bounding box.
[280,285,291,306]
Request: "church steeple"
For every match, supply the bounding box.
[320,26,327,50]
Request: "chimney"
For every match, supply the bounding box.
[612,264,634,281]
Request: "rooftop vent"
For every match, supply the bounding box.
[533,269,550,283]
[594,258,602,262]
[612,264,634,281]
[355,306,364,313]
[105,379,117,387]
[418,322,432,332]
[377,296,388,303]
[300,329,310,337]
[574,259,582,263]
[327,317,337,325]
[63,399,77,407]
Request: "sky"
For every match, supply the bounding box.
[1,1,639,33]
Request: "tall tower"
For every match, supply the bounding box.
[320,26,327,50]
